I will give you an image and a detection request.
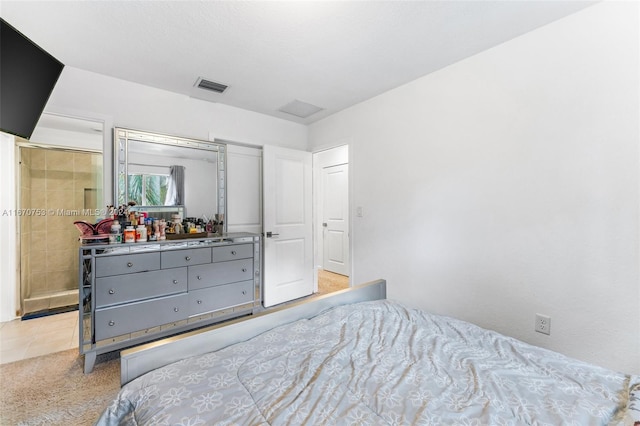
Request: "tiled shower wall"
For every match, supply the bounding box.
[20,147,102,315]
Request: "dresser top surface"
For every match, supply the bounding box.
[80,232,260,256]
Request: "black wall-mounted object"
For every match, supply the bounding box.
[1,18,64,140]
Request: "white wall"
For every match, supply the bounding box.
[30,121,103,151]
[309,2,640,374]
[47,66,308,204]
[0,66,307,321]
[0,133,17,322]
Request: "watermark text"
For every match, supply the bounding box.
[1,208,110,217]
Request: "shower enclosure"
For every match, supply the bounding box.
[18,114,103,317]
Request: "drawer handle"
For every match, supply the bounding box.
[173,279,178,284]
[231,250,237,255]
[242,268,247,273]
[197,300,202,304]
[108,321,115,326]
[197,275,202,280]
[185,256,191,261]
[242,290,246,295]
[108,289,115,295]
[127,262,133,267]
[174,307,179,312]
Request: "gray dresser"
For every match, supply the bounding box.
[79,233,261,373]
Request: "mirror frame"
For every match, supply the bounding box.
[113,127,226,226]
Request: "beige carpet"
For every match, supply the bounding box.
[317,269,350,295]
[0,274,348,425]
[0,349,120,426]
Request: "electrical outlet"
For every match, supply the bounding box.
[535,314,551,335]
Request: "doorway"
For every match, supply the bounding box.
[313,145,350,294]
[225,142,351,306]
[17,114,103,318]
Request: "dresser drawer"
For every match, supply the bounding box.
[188,280,253,316]
[212,244,253,262]
[95,252,160,277]
[95,268,187,308]
[161,247,211,269]
[94,293,188,341]
[188,258,254,290]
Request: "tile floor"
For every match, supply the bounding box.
[0,310,78,365]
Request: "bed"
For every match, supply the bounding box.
[96,280,640,425]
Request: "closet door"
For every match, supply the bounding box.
[322,163,349,276]
[226,145,262,234]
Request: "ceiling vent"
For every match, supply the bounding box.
[195,77,228,94]
[278,99,323,119]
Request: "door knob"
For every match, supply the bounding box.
[322,223,328,227]
[266,232,280,238]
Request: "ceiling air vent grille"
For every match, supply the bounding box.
[196,78,228,94]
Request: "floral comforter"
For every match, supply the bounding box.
[96,300,639,425]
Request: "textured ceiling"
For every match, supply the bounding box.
[1,1,594,124]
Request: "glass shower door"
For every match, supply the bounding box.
[18,114,103,318]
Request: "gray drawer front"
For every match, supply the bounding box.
[95,268,187,308]
[161,247,211,269]
[188,258,254,290]
[189,280,253,316]
[212,244,253,262]
[95,293,188,341]
[95,252,160,277]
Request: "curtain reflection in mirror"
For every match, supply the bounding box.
[165,165,185,206]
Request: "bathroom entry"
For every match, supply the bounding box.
[17,114,103,317]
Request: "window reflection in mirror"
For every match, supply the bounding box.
[124,173,169,206]
[115,128,226,220]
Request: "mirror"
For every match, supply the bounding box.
[114,128,226,222]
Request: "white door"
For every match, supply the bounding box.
[263,145,313,307]
[322,163,350,276]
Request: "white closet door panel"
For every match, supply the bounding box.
[226,144,262,234]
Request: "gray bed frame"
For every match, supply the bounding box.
[120,279,387,385]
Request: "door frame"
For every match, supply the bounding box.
[312,142,352,292]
